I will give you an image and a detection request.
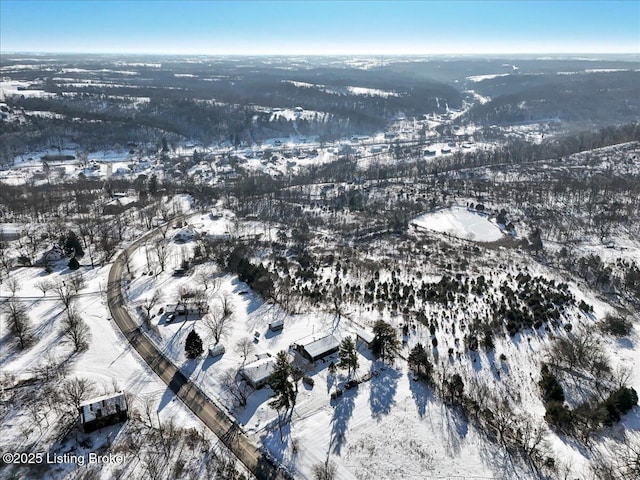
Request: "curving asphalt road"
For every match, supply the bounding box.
[107,230,286,480]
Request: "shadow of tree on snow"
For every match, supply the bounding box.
[368,362,400,419]
[407,372,433,418]
[329,387,356,455]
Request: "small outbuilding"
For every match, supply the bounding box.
[296,334,340,362]
[208,343,225,358]
[240,357,276,389]
[79,391,128,433]
[268,319,284,332]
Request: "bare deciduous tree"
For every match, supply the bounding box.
[68,272,85,294]
[35,279,53,296]
[2,298,31,349]
[203,309,229,345]
[154,239,170,272]
[5,275,20,296]
[218,293,234,318]
[0,241,12,280]
[121,248,133,276]
[60,306,91,352]
[142,290,161,324]
[54,281,75,311]
[312,459,337,480]
[60,377,96,410]
[517,418,551,466]
[98,224,118,262]
[221,369,252,407]
[235,337,255,366]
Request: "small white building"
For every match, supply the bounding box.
[240,357,276,389]
[173,226,199,243]
[208,343,225,358]
[35,244,64,266]
[268,319,284,332]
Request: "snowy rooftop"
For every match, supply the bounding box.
[240,357,276,384]
[300,334,340,359]
[269,318,284,329]
[79,391,127,423]
[356,330,375,344]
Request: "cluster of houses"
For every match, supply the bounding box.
[231,329,375,390]
[75,327,376,434]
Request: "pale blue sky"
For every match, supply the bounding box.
[1,1,639,55]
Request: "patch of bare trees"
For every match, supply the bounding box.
[203,294,235,345]
[142,290,161,325]
[2,298,31,348]
[60,306,91,352]
[546,329,614,398]
[234,337,255,366]
[590,435,640,480]
[195,267,220,292]
[221,369,253,407]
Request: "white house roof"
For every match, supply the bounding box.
[173,226,198,241]
[301,334,340,359]
[79,391,127,423]
[356,330,375,344]
[240,357,276,385]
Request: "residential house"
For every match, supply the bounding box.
[79,391,128,433]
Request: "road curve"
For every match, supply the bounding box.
[107,230,285,480]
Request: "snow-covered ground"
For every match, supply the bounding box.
[0,80,56,100]
[0,199,252,479]
[111,210,513,479]
[0,262,238,475]
[412,207,505,242]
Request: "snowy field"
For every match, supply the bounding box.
[412,207,504,242]
[115,211,562,480]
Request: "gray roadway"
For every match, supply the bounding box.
[107,231,286,480]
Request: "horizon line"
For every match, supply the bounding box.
[2,50,639,57]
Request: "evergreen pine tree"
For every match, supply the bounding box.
[64,230,84,257]
[268,351,296,440]
[185,330,203,359]
[371,320,399,361]
[68,256,80,271]
[338,336,359,378]
[408,343,433,379]
[268,351,295,413]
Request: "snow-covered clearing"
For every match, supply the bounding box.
[412,207,504,242]
[466,74,511,82]
[0,81,56,100]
